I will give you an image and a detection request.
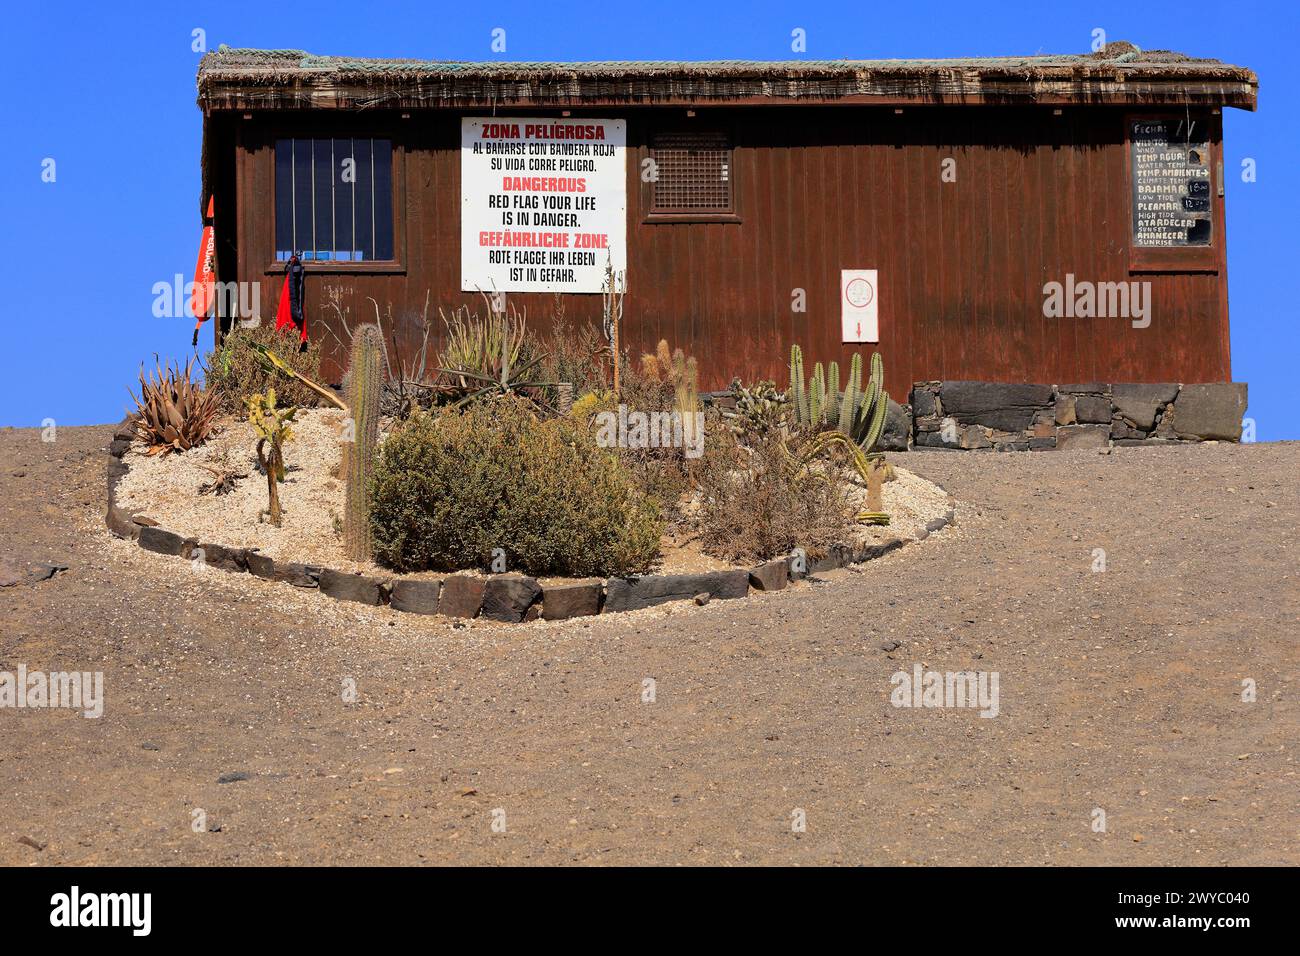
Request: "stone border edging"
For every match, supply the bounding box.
[105,422,955,623]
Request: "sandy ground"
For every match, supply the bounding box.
[0,425,1295,865]
[114,409,949,576]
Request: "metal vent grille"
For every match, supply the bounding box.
[651,132,732,213]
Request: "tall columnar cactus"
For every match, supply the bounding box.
[789,345,807,424]
[839,353,862,431]
[810,362,826,426]
[825,361,841,427]
[344,324,383,561]
[788,344,890,452]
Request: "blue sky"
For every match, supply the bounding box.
[1,0,1295,437]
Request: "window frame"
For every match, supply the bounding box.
[1125,110,1222,275]
[640,124,742,224]
[263,126,407,276]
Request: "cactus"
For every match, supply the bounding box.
[721,379,788,436]
[344,324,383,561]
[789,345,807,424]
[810,362,825,426]
[246,389,296,527]
[839,353,862,431]
[854,351,887,451]
[788,344,890,453]
[825,361,841,427]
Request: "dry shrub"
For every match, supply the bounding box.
[206,323,324,414]
[609,350,694,513]
[695,430,854,565]
[537,295,610,401]
[370,397,662,577]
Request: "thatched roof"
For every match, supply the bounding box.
[196,43,1257,111]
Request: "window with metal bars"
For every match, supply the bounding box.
[274,138,394,262]
[649,131,734,217]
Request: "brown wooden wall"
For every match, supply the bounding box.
[224,105,1231,396]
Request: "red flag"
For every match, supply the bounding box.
[275,264,307,343]
[191,196,216,346]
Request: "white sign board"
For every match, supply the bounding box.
[461,117,627,294]
[841,269,878,343]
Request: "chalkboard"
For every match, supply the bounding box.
[1131,118,1213,247]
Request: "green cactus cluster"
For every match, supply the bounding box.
[344,324,383,562]
[788,345,889,452]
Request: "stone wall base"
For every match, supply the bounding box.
[909,381,1247,450]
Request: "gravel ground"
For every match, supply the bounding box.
[0,425,1295,866]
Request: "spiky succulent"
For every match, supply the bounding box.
[129,357,221,456]
[722,379,789,437]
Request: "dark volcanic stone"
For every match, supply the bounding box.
[1054,395,1077,426]
[1028,436,1057,451]
[1173,383,1248,441]
[108,438,131,458]
[318,568,385,605]
[390,578,443,615]
[105,457,128,496]
[1112,382,1180,405]
[480,575,542,622]
[1110,420,1142,440]
[246,552,275,579]
[878,398,911,451]
[1073,394,1112,424]
[137,526,194,558]
[604,570,749,612]
[1055,424,1110,450]
[910,387,939,418]
[274,563,320,588]
[1111,383,1177,431]
[809,545,853,573]
[541,581,602,620]
[439,576,485,618]
[1055,383,1108,395]
[939,381,1054,431]
[913,429,959,449]
[748,559,790,592]
[112,418,137,442]
[856,538,905,562]
[194,542,247,573]
[248,555,320,588]
[106,504,140,540]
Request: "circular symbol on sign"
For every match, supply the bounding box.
[845,277,874,309]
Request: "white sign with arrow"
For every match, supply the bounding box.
[841,269,878,343]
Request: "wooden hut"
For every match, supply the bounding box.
[196,43,1257,395]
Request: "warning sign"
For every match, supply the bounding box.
[841,269,878,343]
[461,117,627,293]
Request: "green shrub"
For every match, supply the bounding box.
[206,324,324,414]
[370,398,662,576]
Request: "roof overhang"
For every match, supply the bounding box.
[196,47,1259,113]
